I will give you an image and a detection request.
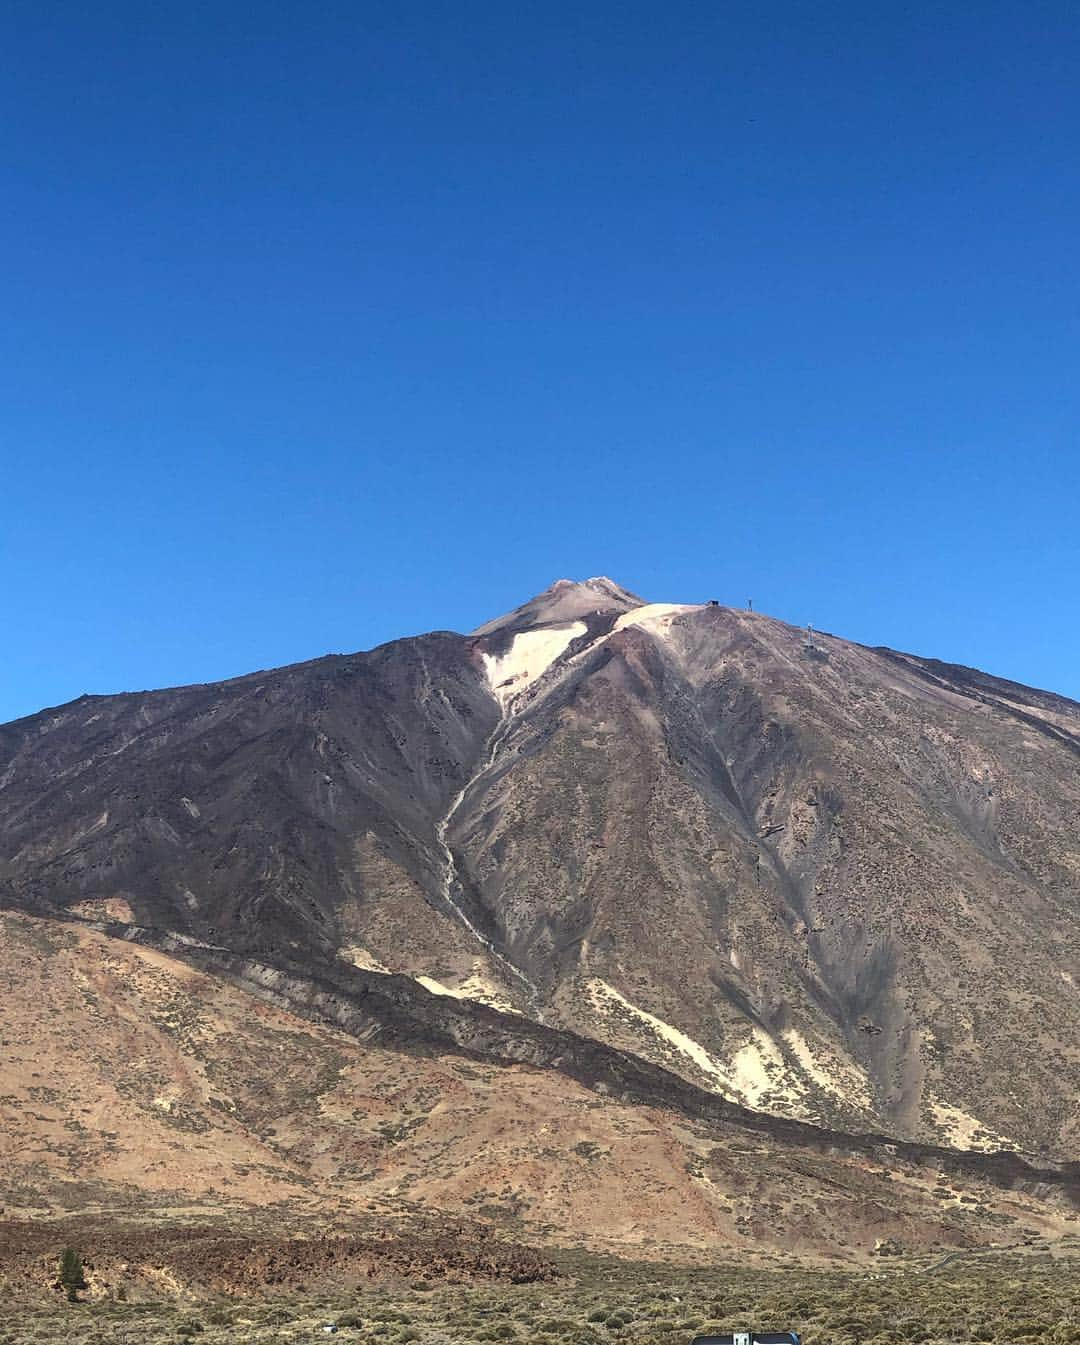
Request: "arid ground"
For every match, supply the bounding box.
[0,1225,1077,1345]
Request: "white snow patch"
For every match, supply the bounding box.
[481,622,586,708]
[612,603,697,635]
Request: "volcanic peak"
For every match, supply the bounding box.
[472,575,645,637]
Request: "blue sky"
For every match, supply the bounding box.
[2,2,1078,722]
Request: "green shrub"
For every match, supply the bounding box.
[58,1248,88,1304]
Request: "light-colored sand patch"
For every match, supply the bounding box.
[339,944,390,973]
[783,1028,873,1106]
[68,896,136,923]
[587,977,730,1086]
[929,1101,1014,1152]
[416,974,453,996]
[586,978,810,1112]
[414,968,520,1014]
[612,603,697,634]
[481,622,586,708]
[728,1035,790,1106]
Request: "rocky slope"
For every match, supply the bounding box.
[1,577,1077,1168]
[0,909,1074,1262]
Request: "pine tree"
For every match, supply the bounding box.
[58,1247,87,1302]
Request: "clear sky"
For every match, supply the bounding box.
[3,2,1078,723]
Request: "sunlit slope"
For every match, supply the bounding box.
[0,910,1073,1260]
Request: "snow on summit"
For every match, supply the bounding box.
[613,602,698,634]
[481,622,586,708]
[476,581,705,709]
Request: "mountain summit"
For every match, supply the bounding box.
[472,575,645,635]
[1,581,1078,1184]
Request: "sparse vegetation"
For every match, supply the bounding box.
[1,1243,1076,1345]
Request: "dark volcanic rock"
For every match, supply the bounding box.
[0,633,497,957]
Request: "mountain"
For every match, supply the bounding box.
[0,578,1078,1257]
